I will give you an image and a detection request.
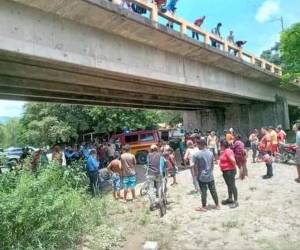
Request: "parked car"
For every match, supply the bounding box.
[111,129,160,164]
[4,146,37,169]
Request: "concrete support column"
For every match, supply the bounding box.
[249,95,290,130]
[183,96,290,139]
[183,108,225,135]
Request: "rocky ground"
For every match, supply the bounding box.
[82,157,300,250]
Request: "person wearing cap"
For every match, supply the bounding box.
[193,139,219,212]
[120,144,137,201]
[184,140,200,193]
[86,149,100,195]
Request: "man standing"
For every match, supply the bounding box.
[249,129,259,163]
[193,139,219,212]
[86,149,100,195]
[211,23,222,48]
[147,145,163,210]
[121,144,137,201]
[268,126,278,157]
[184,140,200,193]
[207,131,218,162]
[192,16,206,40]
[226,128,235,145]
[107,155,122,200]
[293,124,300,183]
[227,31,234,44]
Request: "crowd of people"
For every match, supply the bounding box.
[27,122,300,213]
[108,0,247,55]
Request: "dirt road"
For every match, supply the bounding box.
[115,160,300,250]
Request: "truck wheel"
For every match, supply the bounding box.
[136,151,148,165]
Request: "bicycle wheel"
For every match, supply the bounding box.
[140,182,148,196]
[158,181,167,217]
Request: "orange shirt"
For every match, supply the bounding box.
[226,133,235,145]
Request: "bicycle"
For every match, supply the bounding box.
[140,165,168,217]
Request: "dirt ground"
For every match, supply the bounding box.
[106,156,300,250]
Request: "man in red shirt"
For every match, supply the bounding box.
[276,125,286,144]
[192,16,206,40]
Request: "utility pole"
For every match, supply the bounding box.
[269,16,284,32]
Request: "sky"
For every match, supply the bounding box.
[1,0,299,118]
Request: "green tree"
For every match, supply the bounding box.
[280,22,300,84]
[0,118,23,148]
[261,42,281,65]
[87,107,160,134]
[156,110,183,126]
[20,103,161,146]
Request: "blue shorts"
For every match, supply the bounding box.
[123,175,136,190]
[112,173,121,192]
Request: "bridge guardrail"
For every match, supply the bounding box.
[111,0,282,76]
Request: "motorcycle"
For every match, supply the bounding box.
[278,143,297,163]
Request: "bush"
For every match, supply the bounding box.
[0,162,119,250]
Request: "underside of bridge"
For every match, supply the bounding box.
[0,49,251,110]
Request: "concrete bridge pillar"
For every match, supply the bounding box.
[183,96,290,138]
[248,95,290,130]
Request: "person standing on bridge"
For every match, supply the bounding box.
[234,40,247,56]
[192,16,206,40]
[227,31,235,54]
[211,23,222,48]
[293,123,300,183]
[166,0,178,14]
[154,0,167,10]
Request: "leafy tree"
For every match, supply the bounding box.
[19,103,161,146]
[156,110,183,126]
[261,42,281,65]
[280,22,300,85]
[87,107,160,134]
[0,118,23,148]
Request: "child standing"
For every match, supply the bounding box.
[262,152,273,179]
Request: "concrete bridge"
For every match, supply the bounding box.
[0,0,299,133]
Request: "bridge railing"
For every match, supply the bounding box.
[111,0,282,76]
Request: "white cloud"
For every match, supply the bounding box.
[256,0,280,23]
[0,100,26,117]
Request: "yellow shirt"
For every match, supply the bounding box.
[270,130,278,145]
